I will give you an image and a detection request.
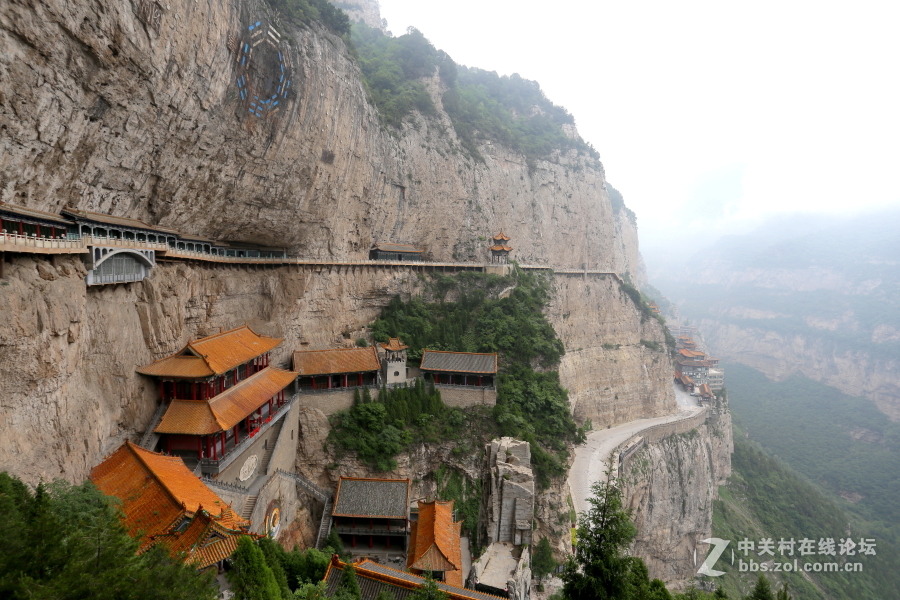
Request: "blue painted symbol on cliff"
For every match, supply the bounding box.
[232,19,294,120]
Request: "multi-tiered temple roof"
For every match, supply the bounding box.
[90,441,249,568]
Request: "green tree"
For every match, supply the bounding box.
[746,574,775,600]
[561,481,661,600]
[332,564,361,600]
[774,583,791,600]
[0,473,216,600]
[408,574,449,600]
[532,537,559,585]
[228,536,283,600]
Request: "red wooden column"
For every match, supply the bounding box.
[343,374,348,388]
[357,373,363,386]
[197,436,203,459]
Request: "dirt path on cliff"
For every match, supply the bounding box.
[568,386,703,516]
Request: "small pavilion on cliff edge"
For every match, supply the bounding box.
[136,325,297,473]
[488,230,512,264]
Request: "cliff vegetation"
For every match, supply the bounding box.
[350,22,600,163]
[330,268,587,488]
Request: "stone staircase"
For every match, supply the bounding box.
[139,402,168,450]
[260,418,285,475]
[315,497,334,549]
[241,494,259,521]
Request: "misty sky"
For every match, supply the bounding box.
[376,0,900,263]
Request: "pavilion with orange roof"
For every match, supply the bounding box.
[407,499,464,586]
[137,325,298,474]
[90,441,250,569]
[488,230,512,264]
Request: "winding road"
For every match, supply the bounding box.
[567,385,704,516]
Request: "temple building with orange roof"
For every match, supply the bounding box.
[407,499,464,586]
[324,557,506,600]
[90,441,250,570]
[137,325,298,478]
[488,231,513,264]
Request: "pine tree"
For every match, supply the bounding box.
[228,536,283,600]
[408,574,449,600]
[532,537,558,585]
[747,574,775,600]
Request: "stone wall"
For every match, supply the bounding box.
[296,390,357,416]
[267,398,302,474]
[217,422,280,484]
[250,471,303,538]
[437,385,496,408]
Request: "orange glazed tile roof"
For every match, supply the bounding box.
[151,510,247,569]
[407,500,463,584]
[324,558,506,600]
[380,338,408,352]
[491,230,511,241]
[137,325,283,378]
[488,245,513,252]
[155,366,297,435]
[90,442,247,549]
[292,346,381,376]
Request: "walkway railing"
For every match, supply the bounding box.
[0,233,86,252]
[200,477,250,494]
[82,235,168,252]
[273,469,332,503]
[200,393,298,474]
[1,231,625,283]
[139,402,169,449]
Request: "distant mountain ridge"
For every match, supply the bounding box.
[654,208,900,420]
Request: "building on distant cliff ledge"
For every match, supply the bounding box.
[137,325,297,476]
[379,337,409,385]
[90,441,250,570]
[407,499,464,586]
[370,242,423,261]
[488,231,513,264]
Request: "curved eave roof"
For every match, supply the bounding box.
[154,367,297,435]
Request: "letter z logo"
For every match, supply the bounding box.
[697,538,730,577]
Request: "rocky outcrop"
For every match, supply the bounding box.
[620,408,733,588]
[483,437,534,547]
[546,274,676,427]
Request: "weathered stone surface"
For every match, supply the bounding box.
[620,409,733,589]
[546,274,677,427]
[484,437,534,546]
[0,0,642,275]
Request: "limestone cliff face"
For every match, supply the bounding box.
[621,409,733,588]
[0,255,424,484]
[1,0,639,275]
[545,274,676,427]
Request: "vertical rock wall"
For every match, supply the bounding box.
[620,409,733,588]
